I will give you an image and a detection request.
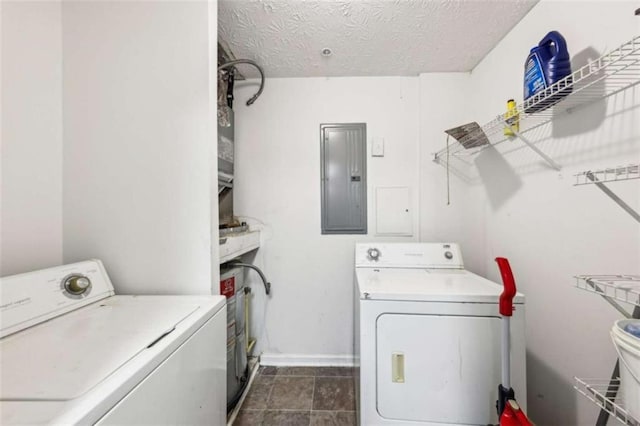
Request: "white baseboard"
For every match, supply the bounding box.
[259,353,354,367]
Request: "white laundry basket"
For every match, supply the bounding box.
[611,319,640,421]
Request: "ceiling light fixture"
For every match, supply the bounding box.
[321,48,333,57]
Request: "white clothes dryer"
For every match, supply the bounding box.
[1,260,227,425]
[354,243,526,426]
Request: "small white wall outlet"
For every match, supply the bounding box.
[372,137,384,157]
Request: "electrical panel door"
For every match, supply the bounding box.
[320,123,367,234]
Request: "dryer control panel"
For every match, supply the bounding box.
[355,243,464,269]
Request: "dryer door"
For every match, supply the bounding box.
[376,313,500,424]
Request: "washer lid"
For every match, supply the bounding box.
[356,268,524,303]
[0,295,223,401]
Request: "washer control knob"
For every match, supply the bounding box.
[444,251,453,260]
[367,248,381,261]
[63,274,92,295]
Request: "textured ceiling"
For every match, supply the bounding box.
[218,0,538,78]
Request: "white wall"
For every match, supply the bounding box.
[418,73,488,275]
[62,1,217,295]
[1,1,63,276]
[468,1,640,424]
[233,77,419,362]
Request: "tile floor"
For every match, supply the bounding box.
[233,366,356,426]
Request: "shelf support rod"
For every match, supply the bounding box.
[585,279,634,319]
[586,172,640,223]
[503,119,562,171]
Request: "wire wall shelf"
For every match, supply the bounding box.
[574,164,640,186]
[575,275,640,307]
[575,378,639,426]
[434,35,640,167]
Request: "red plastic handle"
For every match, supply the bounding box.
[495,257,517,317]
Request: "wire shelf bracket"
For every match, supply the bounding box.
[575,377,640,426]
[574,165,640,224]
[504,119,561,170]
[575,164,640,186]
[575,275,640,317]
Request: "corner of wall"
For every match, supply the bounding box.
[209,0,220,291]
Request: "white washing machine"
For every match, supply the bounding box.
[354,243,526,426]
[0,260,227,425]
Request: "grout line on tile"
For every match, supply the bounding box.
[264,374,276,410]
[310,376,316,412]
[315,375,353,378]
[275,375,315,377]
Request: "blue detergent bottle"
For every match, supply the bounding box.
[524,31,572,113]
